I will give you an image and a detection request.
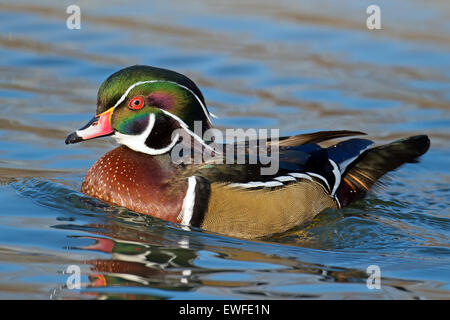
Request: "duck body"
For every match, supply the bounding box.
[82,143,339,238]
[67,65,430,239]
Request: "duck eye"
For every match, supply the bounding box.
[128,96,145,110]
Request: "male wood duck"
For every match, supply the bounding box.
[66,65,430,239]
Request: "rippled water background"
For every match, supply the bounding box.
[0,0,449,299]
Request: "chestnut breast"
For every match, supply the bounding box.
[81,145,187,222]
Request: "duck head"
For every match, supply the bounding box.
[65,65,213,155]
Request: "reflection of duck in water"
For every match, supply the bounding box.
[74,228,381,299]
[72,222,197,293]
[66,65,430,239]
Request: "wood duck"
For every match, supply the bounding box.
[66,65,430,239]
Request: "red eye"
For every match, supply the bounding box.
[128,96,145,110]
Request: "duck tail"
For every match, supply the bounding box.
[335,135,430,207]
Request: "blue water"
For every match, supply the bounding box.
[0,0,449,299]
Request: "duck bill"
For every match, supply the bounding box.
[65,107,115,144]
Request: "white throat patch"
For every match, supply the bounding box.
[113,113,180,155]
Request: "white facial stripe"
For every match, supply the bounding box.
[112,80,213,124]
[177,176,197,226]
[170,81,213,125]
[113,113,180,155]
[159,109,217,154]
